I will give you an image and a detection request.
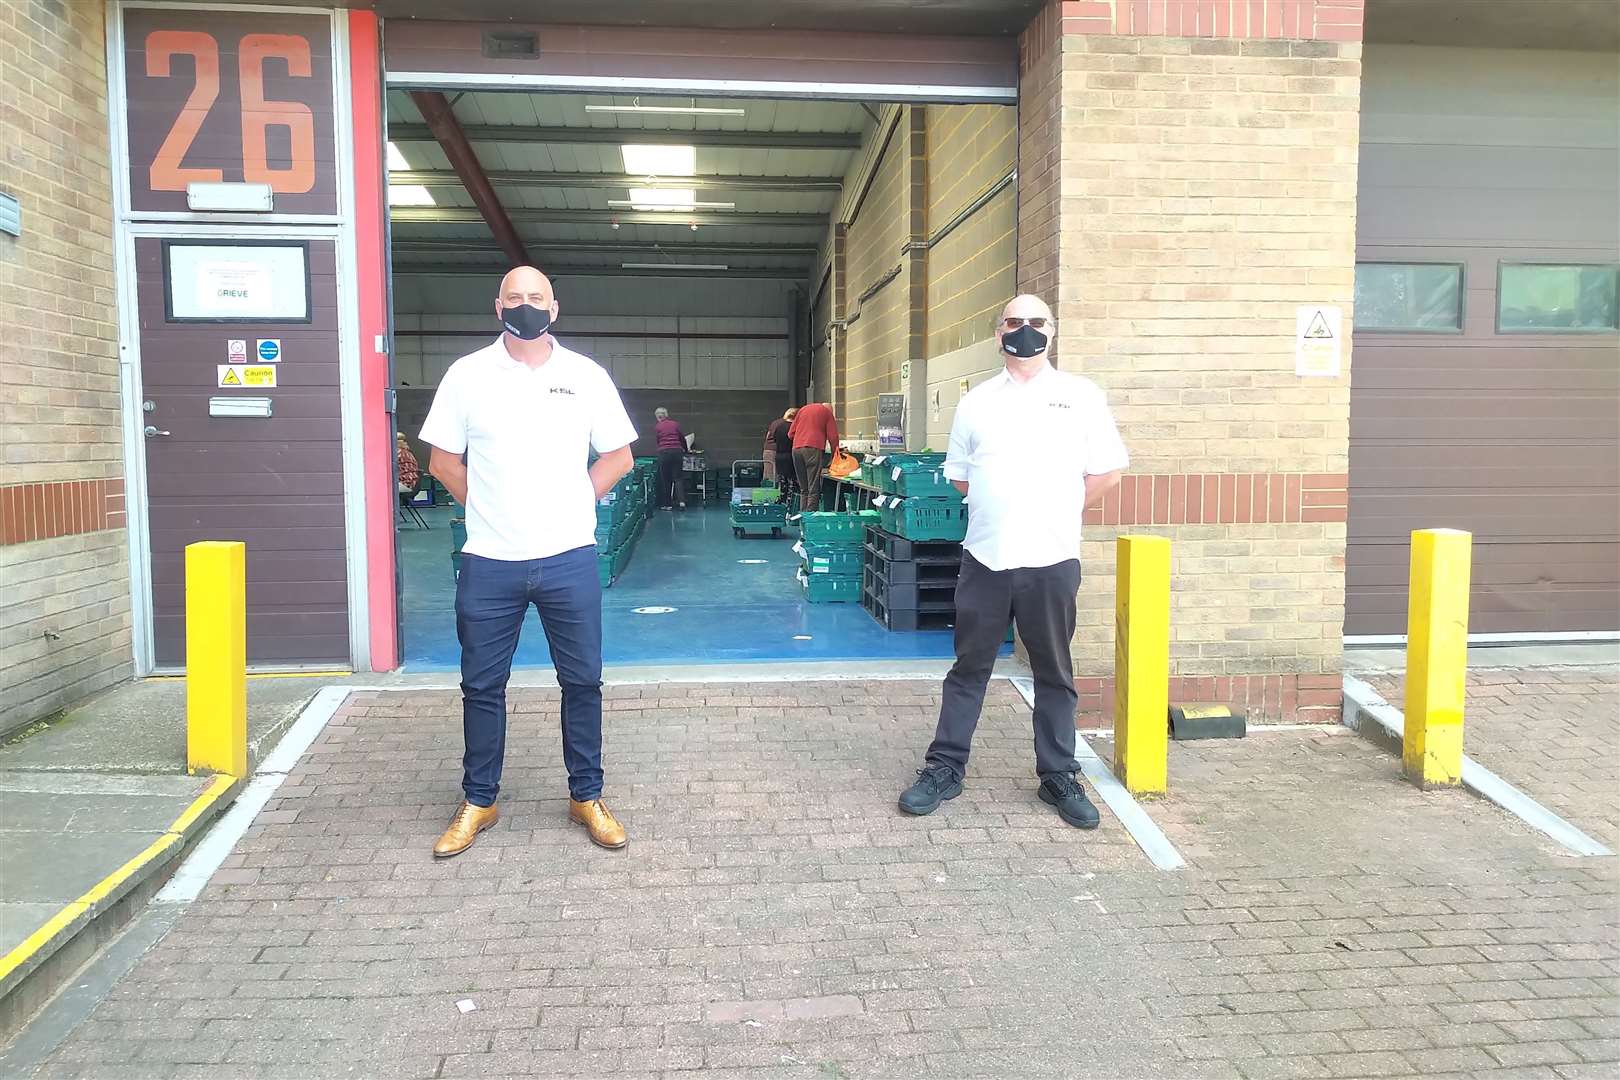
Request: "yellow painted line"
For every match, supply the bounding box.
[167,774,236,835]
[0,772,238,984]
[145,670,352,682]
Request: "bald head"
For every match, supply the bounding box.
[498,266,554,307]
[495,266,560,342]
[1000,294,1053,325]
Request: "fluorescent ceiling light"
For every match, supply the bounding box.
[611,189,736,211]
[586,103,745,117]
[621,144,695,177]
[621,263,729,271]
[388,184,436,207]
[385,141,410,171]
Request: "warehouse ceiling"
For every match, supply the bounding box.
[384,90,867,283]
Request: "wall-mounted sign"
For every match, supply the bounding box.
[227,338,247,361]
[256,338,281,362]
[1295,305,1342,378]
[164,241,309,322]
[218,364,277,388]
[121,8,336,214]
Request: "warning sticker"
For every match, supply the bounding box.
[218,364,277,388]
[1294,305,1342,377]
[227,338,247,361]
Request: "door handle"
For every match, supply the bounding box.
[143,425,171,438]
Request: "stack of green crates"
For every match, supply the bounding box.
[595,473,648,587]
[872,456,968,542]
[795,510,879,602]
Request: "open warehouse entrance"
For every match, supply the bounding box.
[380,79,1020,669]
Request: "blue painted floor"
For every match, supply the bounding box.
[398,504,987,671]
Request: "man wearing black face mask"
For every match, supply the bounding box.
[420,266,638,856]
[899,294,1128,830]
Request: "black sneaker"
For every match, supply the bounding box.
[1039,772,1100,830]
[898,763,962,816]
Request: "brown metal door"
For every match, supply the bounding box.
[136,236,350,667]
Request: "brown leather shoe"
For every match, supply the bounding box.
[433,800,498,858]
[568,798,627,849]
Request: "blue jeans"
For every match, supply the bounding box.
[454,546,604,806]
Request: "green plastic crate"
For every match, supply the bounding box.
[797,570,861,603]
[890,461,958,498]
[877,496,969,542]
[797,541,864,577]
[799,510,879,545]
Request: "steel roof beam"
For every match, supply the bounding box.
[392,238,819,257]
[392,265,811,280]
[406,91,530,266]
[387,123,861,150]
[389,170,845,193]
[390,207,827,228]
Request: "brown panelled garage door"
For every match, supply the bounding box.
[1346,255,1620,635]
[1348,46,1620,637]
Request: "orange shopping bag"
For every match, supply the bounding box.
[827,449,860,478]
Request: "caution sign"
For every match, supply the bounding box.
[1295,305,1342,378]
[218,364,277,388]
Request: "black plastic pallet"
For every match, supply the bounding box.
[862,587,957,632]
[862,542,959,586]
[863,565,956,612]
[864,526,962,564]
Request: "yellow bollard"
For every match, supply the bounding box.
[185,541,247,778]
[1114,534,1170,795]
[1403,529,1471,789]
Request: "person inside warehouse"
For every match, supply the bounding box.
[419,265,637,857]
[787,400,840,516]
[897,293,1127,831]
[763,406,799,506]
[652,406,687,511]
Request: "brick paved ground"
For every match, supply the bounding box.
[32,679,1620,1079]
[1363,666,1620,852]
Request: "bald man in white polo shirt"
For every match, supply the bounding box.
[420,266,637,857]
[899,294,1127,829]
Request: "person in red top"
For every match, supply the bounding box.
[652,406,687,510]
[787,401,839,514]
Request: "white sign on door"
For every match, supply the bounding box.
[194,262,273,317]
[1295,305,1342,378]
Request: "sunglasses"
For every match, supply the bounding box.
[1000,317,1049,330]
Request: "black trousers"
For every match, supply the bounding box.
[926,553,1081,780]
[774,451,798,501]
[656,449,684,508]
[793,447,824,512]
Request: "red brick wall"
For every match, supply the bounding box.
[1084,472,1348,526]
[1078,672,1342,724]
[0,480,127,546]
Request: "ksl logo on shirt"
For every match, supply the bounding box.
[549,386,576,397]
[1049,400,1072,410]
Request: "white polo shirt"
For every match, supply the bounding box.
[944,364,1129,572]
[419,336,637,561]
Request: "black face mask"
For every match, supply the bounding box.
[1001,324,1049,359]
[500,303,552,340]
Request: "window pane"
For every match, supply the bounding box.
[1499,264,1620,331]
[1354,263,1462,331]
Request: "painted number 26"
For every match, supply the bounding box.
[145,30,317,194]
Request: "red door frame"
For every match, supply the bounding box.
[347,10,399,671]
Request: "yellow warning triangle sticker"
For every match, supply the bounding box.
[1304,311,1334,339]
[222,368,242,385]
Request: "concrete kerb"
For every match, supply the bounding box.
[1342,675,1613,858]
[1008,677,1186,871]
[0,772,240,1039]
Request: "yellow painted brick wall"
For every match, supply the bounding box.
[925,105,1017,359]
[0,0,132,729]
[1041,35,1361,679]
[839,117,911,442]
